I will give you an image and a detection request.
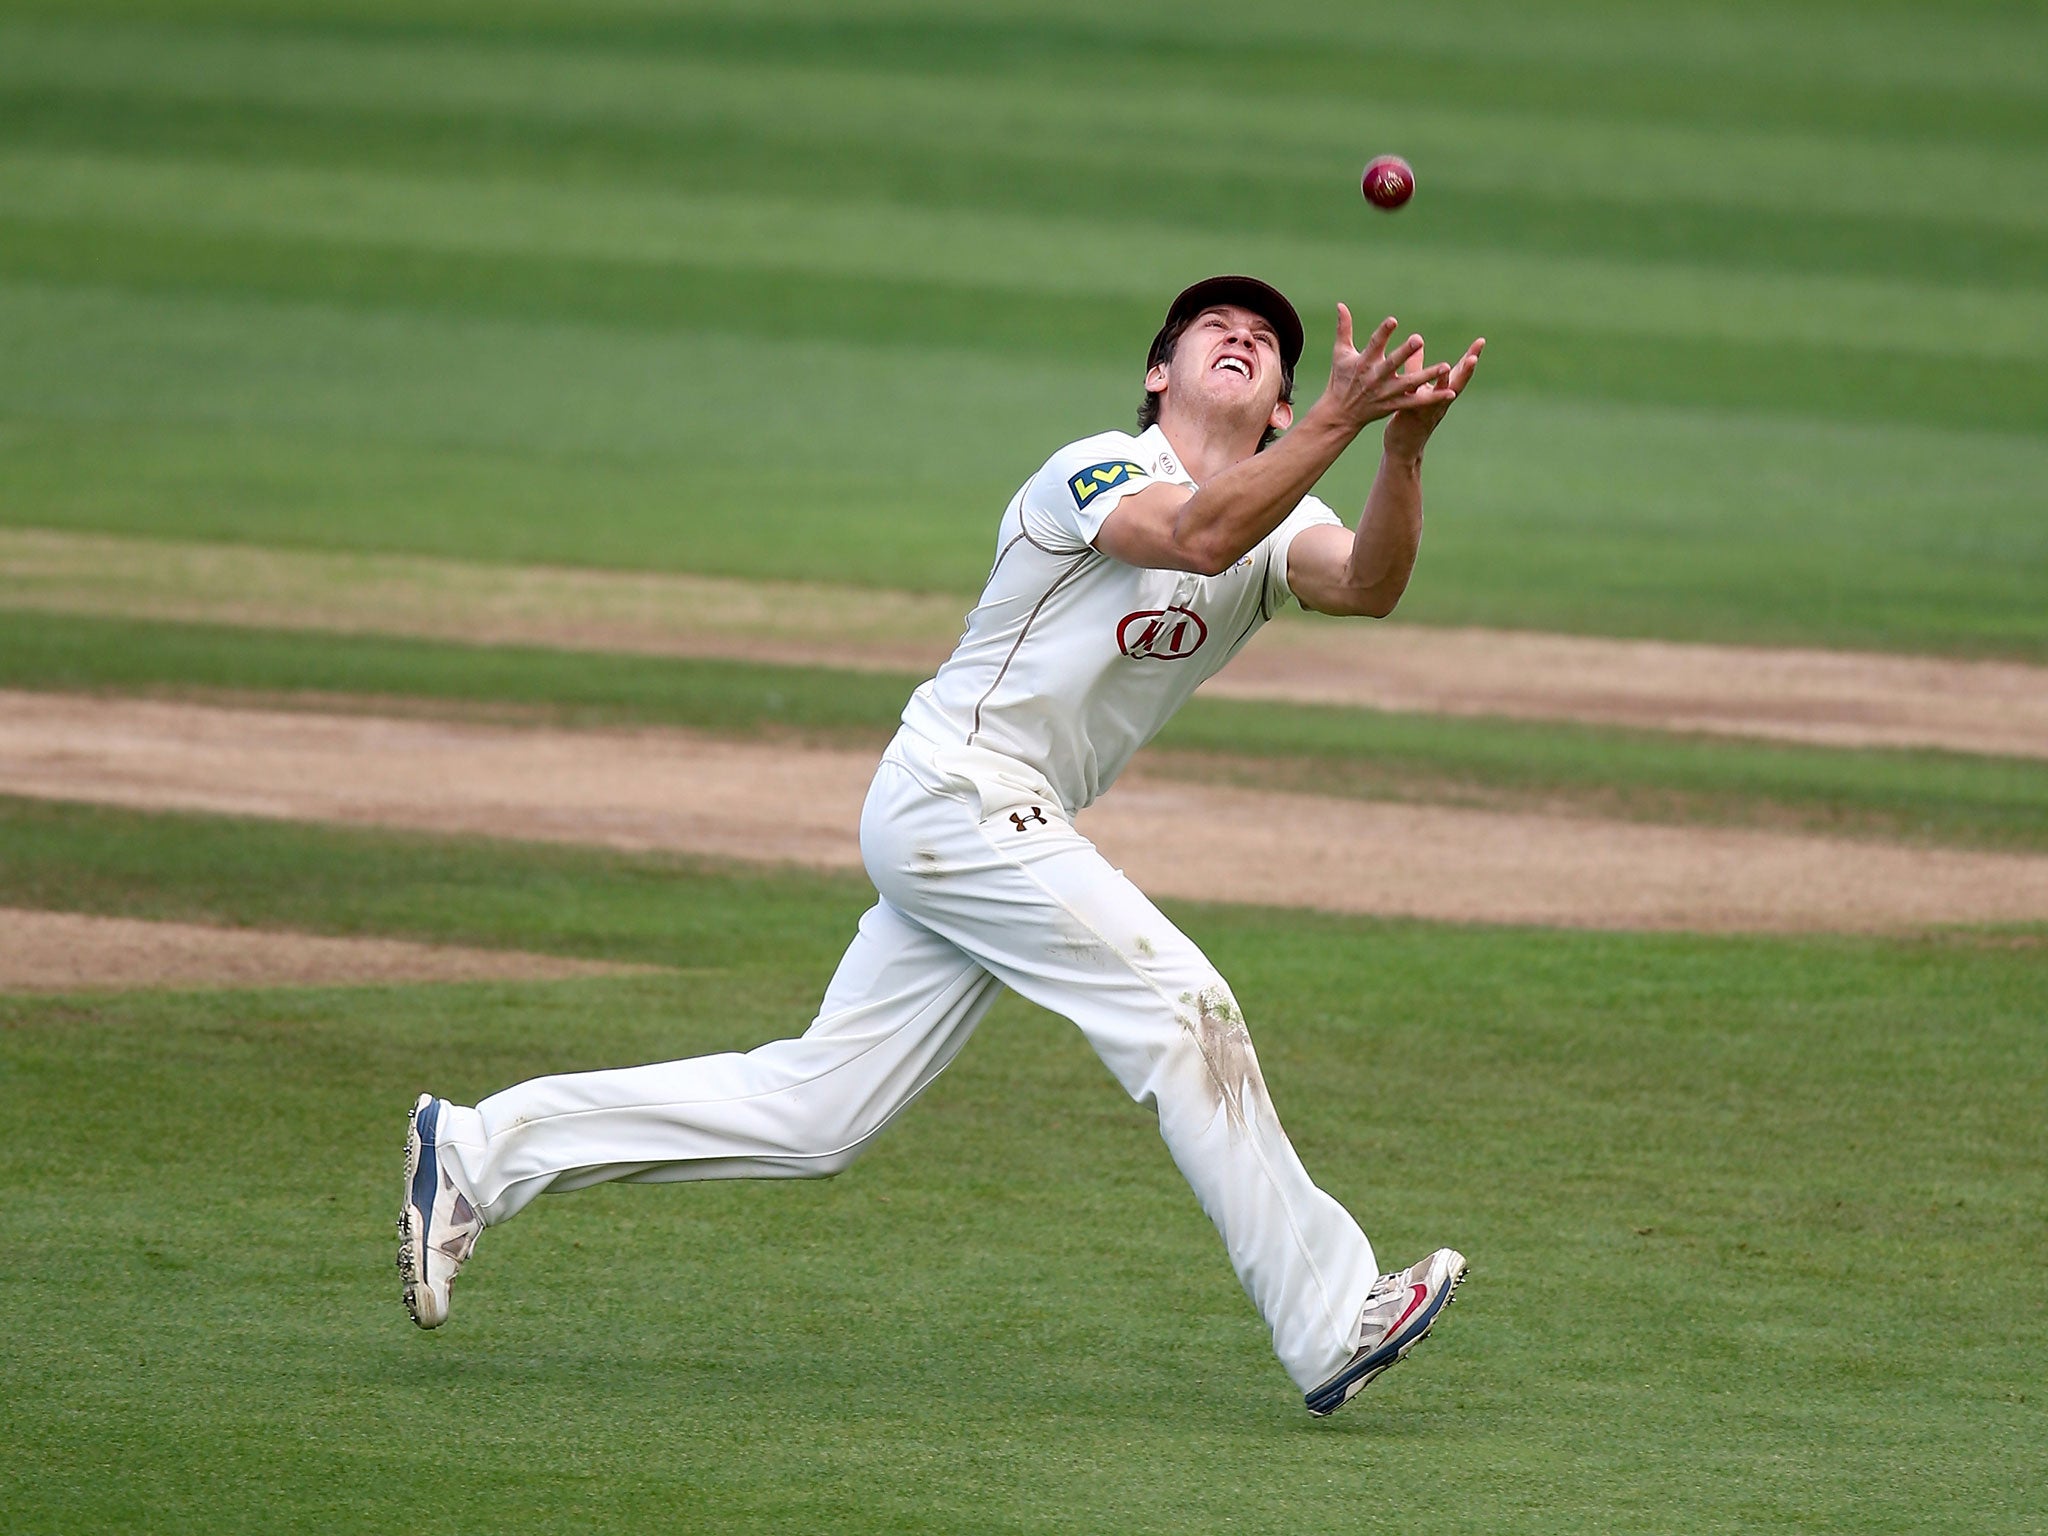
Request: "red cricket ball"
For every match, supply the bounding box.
[1362,155,1415,211]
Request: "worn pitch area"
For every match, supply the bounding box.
[0,905,652,992]
[6,692,2047,935]
[7,531,2044,760]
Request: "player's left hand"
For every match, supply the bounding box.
[1382,337,1484,461]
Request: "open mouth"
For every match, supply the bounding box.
[1212,354,1254,379]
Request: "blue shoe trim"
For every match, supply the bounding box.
[409,1098,441,1249]
[1303,1283,1451,1415]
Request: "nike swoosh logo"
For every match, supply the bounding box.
[1386,1282,1430,1338]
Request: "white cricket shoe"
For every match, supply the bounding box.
[397,1093,484,1329]
[1304,1247,1467,1416]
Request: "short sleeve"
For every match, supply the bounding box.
[1017,434,1157,553]
[1261,495,1346,613]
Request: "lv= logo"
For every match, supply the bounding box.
[1009,807,1049,832]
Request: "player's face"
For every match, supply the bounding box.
[1149,305,1289,426]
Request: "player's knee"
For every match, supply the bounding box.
[798,1117,887,1178]
[801,1144,861,1178]
[1172,976,1245,1033]
[1155,979,1253,1073]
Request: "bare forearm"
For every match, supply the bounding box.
[1284,329,1482,617]
[1348,449,1424,604]
[1166,403,1361,574]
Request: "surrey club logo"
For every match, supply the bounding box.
[1116,606,1207,661]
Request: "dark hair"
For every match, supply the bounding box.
[1136,310,1296,451]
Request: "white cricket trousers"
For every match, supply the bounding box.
[436,732,1380,1390]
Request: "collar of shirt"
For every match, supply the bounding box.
[1134,424,1196,489]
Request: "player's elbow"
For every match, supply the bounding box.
[1161,509,1243,577]
[1175,533,1240,578]
[1313,583,1403,619]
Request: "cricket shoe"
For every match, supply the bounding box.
[398,1093,483,1329]
[1304,1247,1467,1417]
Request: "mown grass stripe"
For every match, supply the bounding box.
[4,85,2045,295]
[0,792,861,967]
[6,6,2045,156]
[5,217,2043,437]
[4,150,2039,364]
[6,282,2043,656]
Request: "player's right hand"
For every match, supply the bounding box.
[1322,306,1456,429]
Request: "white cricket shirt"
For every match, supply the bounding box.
[894,424,1342,816]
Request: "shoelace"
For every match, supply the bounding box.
[1353,1277,1408,1336]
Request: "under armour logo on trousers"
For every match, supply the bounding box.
[1009,808,1048,831]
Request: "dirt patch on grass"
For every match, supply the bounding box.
[0,528,957,670]
[0,906,651,992]
[7,529,2044,760]
[1206,623,2048,761]
[6,692,2048,935]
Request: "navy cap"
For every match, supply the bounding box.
[1148,275,1305,374]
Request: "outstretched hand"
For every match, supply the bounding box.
[1321,305,1457,432]
[1383,333,1485,461]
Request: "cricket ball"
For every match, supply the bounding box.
[1362,155,1414,211]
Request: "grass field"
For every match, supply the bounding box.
[2,0,2044,1530]
[2,0,2046,651]
[3,800,2043,1533]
